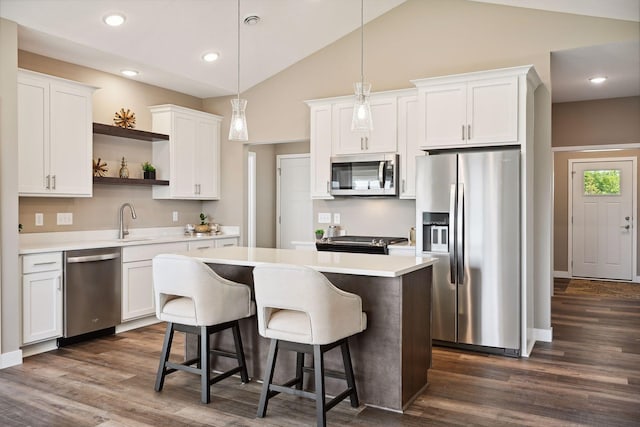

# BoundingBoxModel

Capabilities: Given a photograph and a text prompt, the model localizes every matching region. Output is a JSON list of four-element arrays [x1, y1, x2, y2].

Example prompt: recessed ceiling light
[[589, 76, 607, 84], [243, 15, 260, 25], [103, 13, 126, 27], [202, 52, 220, 62], [121, 69, 139, 77]]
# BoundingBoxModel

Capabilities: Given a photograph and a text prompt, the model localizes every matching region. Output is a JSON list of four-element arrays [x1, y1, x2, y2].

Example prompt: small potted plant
[[195, 213, 211, 233], [141, 162, 156, 179], [315, 229, 324, 240]]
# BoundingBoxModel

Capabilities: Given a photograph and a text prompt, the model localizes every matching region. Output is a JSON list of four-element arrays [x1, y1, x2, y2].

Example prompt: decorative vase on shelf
[[119, 157, 129, 179], [143, 170, 156, 180]]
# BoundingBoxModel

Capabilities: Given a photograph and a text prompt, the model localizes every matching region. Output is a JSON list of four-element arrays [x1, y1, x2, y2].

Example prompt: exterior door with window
[[571, 160, 634, 280]]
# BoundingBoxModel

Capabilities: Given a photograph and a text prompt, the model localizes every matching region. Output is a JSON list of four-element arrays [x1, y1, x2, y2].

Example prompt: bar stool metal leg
[[155, 322, 174, 392], [313, 345, 326, 427], [295, 352, 305, 390], [200, 325, 211, 404], [257, 339, 279, 418], [232, 321, 249, 383], [341, 340, 359, 407]]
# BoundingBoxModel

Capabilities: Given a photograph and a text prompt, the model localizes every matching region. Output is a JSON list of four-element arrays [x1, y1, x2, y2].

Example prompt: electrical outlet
[[172, 211, 179, 222], [35, 213, 44, 226], [57, 212, 73, 225], [318, 212, 331, 224], [333, 213, 341, 224]]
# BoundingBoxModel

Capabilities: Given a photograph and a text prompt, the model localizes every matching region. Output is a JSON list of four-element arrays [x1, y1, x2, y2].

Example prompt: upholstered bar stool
[[152, 254, 255, 404], [252, 263, 367, 427]]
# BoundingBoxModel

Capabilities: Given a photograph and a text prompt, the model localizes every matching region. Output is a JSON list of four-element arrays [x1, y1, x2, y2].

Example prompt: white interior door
[[571, 159, 635, 280], [277, 154, 312, 249]]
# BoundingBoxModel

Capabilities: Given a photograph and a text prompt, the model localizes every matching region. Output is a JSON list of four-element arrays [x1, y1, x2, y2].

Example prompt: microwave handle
[[378, 161, 385, 189]]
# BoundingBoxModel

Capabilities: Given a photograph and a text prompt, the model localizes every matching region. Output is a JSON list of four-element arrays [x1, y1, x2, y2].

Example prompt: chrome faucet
[[118, 203, 137, 239]]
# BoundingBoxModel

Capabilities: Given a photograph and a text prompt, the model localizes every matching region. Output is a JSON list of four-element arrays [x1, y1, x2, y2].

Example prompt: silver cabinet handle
[[467, 124, 471, 140], [461, 125, 465, 140], [194, 246, 210, 250], [33, 261, 57, 266], [66, 253, 120, 263], [364, 136, 368, 150], [52, 175, 56, 190], [57, 275, 61, 291], [222, 243, 235, 247], [326, 181, 330, 193], [402, 179, 406, 193], [45, 175, 50, 189], [360, 137, 364, 150]]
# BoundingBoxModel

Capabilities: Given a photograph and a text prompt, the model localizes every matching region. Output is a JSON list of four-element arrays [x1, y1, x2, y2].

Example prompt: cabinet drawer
[[188, 239, 215, 251], [22, 252, 62, 274], [215, 238, 238, 248], [122, 242, 189, 263]]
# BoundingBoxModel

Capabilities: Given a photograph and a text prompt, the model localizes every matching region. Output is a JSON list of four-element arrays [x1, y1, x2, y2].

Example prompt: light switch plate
[[57, 212, 73, 225], [318, 212, 331, 224], [333, 213, 341, 224], [172, 211, 179, 222], [35, 213, 43, 226]]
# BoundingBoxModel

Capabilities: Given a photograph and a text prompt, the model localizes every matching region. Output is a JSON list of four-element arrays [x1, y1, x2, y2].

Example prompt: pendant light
[[229, 0, 248, 141], [351, 0, 373, 131]]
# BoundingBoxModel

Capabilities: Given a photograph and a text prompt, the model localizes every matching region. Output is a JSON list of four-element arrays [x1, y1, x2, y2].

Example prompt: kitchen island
[[182, 246, 436, 412]]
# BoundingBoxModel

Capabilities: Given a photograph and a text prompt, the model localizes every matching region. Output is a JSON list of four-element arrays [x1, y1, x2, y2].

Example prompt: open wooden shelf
[[93, 176, 169, 186], [93, 123, 169, 141]]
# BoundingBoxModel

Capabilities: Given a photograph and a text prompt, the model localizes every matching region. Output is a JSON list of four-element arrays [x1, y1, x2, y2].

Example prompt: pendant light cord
[[360, 0, 364, 86], [237, 0, 241, 101]]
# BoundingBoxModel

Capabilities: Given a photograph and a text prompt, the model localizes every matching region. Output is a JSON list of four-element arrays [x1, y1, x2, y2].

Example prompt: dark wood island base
[[185, 261, 432, 412]]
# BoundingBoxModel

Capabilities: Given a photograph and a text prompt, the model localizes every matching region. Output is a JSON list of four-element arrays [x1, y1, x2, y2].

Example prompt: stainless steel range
[[315, 235, 408, 255]]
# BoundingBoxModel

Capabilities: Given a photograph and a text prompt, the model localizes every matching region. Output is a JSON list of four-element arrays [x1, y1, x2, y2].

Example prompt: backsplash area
[[19, 185, 205, 233], [313, 198, 415, 239]]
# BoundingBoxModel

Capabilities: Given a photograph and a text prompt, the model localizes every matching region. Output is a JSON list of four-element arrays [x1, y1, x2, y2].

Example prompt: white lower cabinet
[[121, 242, 188, 321], [22, 252, 63, 344]]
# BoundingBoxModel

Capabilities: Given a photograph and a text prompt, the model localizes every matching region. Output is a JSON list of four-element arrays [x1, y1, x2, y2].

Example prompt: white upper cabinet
[[307, 103, 333, 199], [149, 104, 222, 200], [397, 92, 423, 199], [18, 70, 95, 197], [331, 96, 397, 155], [414, 68, 523, 149]]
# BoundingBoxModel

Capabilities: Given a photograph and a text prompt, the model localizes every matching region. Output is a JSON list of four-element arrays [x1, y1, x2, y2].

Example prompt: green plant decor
[[141, 162, 156, 172], [200, 213, 208, 225]]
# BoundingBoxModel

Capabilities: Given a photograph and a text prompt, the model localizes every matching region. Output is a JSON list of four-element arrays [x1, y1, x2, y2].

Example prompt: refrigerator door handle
[[457, 183, 464, 284], [449, 183, 456, 284]]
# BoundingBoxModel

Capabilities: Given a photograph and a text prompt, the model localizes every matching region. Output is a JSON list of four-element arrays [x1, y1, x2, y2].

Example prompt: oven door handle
[[66, 253, 120, 263]]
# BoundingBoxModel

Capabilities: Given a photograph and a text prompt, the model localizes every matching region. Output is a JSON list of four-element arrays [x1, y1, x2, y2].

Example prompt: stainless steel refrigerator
[[415, 148, 520, 356]]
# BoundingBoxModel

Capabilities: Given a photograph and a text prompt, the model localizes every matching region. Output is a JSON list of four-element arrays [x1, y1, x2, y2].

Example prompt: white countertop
[[185, 246, 436, 278], [19, 226, 240, 254]]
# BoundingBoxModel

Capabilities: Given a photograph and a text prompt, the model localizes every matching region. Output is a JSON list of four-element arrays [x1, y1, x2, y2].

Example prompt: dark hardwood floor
[[1, 281, 638, 426]]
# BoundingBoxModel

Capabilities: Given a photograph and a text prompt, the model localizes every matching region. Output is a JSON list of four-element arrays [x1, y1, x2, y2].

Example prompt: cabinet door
[[49, 81, 93, 196], [419, 83, 466, 149], [121, 260, 155, 321], [22, 270, 62, 344], [309, 104, 333, 199], [194, 118, 221, 199], [171, 113, 198, 198], [18, 75, 49, 195], [398, 94, 422, 199], [332, 97, 398, 155], [467, 76, 518, 144], [332, 102, 367, 155]]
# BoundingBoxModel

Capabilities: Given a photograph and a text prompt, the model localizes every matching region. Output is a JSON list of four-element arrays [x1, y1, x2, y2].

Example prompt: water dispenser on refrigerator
[[422, 212, 449, 253]]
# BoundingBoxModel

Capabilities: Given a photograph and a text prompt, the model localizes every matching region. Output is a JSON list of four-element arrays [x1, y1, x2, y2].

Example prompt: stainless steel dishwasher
[[60, 247, 121, 345]]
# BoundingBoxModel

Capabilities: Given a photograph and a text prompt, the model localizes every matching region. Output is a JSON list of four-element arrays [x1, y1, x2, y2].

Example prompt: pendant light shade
[[229, 0, 248, 141], [229, 98, 248, 141], [351, 0, 373, 132]]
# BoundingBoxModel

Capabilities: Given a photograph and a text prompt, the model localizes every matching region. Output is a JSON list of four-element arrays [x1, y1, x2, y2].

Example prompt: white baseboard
[[554, 271, 569, 278], [0, 350, 23, 369], [22, 340, 58, 358], [115, 316, 160, 334], [534, 327, 553, 342]]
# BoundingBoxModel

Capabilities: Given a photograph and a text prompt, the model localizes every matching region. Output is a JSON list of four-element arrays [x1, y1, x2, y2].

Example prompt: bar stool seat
[[152, 253, 255, 404], [253, 263, 367, 427]]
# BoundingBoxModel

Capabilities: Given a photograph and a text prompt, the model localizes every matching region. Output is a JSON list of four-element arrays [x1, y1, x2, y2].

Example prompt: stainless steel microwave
[[330, 153, 398, 196]]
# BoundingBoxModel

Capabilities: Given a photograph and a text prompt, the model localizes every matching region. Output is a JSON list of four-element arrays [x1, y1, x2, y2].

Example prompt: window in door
[[583, 169, 621, 196]]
